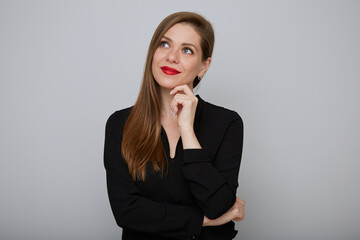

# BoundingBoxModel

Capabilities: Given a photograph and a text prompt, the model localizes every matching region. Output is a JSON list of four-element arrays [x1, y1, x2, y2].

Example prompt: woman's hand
[[203, 197, 246, 227], [169, 84, 198, 134]]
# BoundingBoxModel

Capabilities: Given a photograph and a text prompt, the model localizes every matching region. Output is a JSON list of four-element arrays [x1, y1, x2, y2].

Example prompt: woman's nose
[[167, 48, 180, 63]]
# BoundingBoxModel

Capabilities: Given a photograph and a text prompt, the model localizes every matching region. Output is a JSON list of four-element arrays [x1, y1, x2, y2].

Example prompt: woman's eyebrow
[[162, 36, 198, 51]]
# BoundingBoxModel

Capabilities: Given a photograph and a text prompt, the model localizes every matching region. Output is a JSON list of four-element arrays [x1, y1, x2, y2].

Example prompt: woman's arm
[[203, 197, 246, 226], [181, 114, 244, 219], [104, 111, 203, 239], [170, 85, 244, 219]]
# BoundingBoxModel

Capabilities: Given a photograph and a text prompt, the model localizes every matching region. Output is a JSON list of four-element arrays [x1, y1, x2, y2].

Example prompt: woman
[[104, 12, 245, 240]]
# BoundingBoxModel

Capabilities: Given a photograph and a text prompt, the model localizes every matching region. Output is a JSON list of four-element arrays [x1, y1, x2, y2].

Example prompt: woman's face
[[152, 23, 210, 90]]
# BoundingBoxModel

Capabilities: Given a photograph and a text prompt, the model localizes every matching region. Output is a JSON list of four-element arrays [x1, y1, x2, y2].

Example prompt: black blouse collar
[[194, 95, 205, 133]]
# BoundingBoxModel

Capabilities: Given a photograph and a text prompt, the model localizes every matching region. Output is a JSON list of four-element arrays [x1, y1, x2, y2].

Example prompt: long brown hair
[[121, 12, 215, 181]]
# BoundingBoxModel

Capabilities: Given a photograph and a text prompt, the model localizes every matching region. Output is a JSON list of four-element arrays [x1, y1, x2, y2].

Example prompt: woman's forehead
[[162, 23, 201, 46]]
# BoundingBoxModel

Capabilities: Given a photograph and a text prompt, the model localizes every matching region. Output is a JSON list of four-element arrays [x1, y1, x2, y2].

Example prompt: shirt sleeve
[[182, 112, 243, 219], [104, 111, 203, 239]]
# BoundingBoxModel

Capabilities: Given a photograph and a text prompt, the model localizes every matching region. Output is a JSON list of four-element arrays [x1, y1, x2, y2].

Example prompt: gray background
[[1, 0, 359, 239]]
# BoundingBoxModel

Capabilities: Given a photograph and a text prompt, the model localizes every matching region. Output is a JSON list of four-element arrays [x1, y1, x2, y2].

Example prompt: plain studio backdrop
[[1, 0, 359, 239]]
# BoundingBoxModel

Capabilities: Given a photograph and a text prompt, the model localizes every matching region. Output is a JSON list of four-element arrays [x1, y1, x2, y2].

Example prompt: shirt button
[[191, 235, 197, 239]]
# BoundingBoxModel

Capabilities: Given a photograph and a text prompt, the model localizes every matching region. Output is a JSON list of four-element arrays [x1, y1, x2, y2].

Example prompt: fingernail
[[169, 90, 173, 95]]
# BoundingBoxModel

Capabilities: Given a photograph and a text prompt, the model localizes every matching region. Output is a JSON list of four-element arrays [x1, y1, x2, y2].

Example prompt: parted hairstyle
[[121, 12, 215, 181]]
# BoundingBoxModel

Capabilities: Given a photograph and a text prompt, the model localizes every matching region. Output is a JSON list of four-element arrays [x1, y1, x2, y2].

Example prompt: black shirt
[[104, 95, 243, 240]]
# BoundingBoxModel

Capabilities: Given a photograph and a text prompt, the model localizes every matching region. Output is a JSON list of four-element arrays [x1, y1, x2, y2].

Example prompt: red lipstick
[[161, 66, 180, 75]]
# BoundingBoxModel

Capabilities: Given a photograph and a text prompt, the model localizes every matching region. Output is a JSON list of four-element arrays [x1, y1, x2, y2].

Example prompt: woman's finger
[[170, 96, 186, 115], [170, 97, 192, 114], [170, 93, 196, 114], [237, 197, 246, 206], [170, 84, 194, 97]]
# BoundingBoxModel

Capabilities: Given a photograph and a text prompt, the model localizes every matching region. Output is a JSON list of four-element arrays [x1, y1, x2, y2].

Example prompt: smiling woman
[[152, 23, 210, 90], [104, 12, 245, 240]]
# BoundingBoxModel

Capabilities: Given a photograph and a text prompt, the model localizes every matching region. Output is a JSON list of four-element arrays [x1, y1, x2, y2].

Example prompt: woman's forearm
[[180, 127, 201, 149], [202, 197, 246, 227]]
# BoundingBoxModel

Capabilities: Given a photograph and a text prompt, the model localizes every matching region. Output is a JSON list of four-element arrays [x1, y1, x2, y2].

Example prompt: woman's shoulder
[[105, 106, 133, 131], [197, 96, 243, 124]]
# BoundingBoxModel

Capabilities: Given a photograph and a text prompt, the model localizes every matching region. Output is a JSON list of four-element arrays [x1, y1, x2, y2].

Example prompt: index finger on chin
[[170, 84, 193, 96]]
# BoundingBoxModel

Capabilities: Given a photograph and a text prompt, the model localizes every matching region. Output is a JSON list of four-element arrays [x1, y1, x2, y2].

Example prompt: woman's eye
[[160, 41, 169, 48], [183, 48, 193, 54]]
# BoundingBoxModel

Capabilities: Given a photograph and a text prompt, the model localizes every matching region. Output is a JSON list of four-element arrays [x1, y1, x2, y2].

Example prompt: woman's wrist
[[179, 125, 193, 136], [180, 127, 201, 149], [202, 216, 211, 227]]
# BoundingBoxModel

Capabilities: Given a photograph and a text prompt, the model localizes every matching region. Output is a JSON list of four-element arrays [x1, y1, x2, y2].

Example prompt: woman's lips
[[161, 66, 180, 75]]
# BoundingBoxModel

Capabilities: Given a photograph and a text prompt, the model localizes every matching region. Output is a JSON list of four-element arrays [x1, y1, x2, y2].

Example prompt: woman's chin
[[156, 81, 179, 90], [156, 80, 193, 91]]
